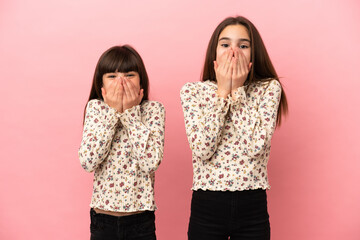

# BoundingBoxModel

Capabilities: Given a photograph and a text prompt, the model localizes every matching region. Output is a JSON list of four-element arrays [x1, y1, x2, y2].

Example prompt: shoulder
[[86, 99, 107, 111], [86, 99, 118, 116], [141, 100, 165, 114], [265, 79, 281, 89], [248, 79, 281, 94], [180, 80, 216, 97], [264, 79, 282, 96]]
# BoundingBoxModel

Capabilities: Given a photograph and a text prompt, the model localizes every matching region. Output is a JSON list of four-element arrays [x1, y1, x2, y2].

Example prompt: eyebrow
[[218, 37, 251, 42]]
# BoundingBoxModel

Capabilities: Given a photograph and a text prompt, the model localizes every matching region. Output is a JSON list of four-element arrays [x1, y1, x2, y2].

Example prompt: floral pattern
[[180, 79, 281, 191], [79, 99, 165, 212]]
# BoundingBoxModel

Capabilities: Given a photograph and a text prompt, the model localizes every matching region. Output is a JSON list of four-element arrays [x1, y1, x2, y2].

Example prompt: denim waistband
[[90, 208, 155, 225]]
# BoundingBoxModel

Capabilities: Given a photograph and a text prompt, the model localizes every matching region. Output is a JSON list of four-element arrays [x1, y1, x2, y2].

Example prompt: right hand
[[101, 77, 124, 113], [214, 48, 233, 98], [122, 77, 144, 111]]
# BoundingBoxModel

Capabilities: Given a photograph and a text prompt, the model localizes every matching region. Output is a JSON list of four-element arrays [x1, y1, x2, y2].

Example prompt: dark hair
[[202, 16, 288, 126], [83, 45, 149, 122]]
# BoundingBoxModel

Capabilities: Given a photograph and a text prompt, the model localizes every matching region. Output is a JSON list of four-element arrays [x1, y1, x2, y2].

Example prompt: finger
[[238, 50, 248, 73], [226, 49, 233, 62], [224, 49, 233, 73], [123, 78, 134, 99], [115, 78, 121, 95], [220, 49, 230, 66], [242, 52, 249, 74], [235, 47, 241, 61], [229, 59, 234, 89], [230, 57, 235, 75], [124, 78, 136, 100], [110, 78, 119, 96], [119, 79, 124, 97], [218, 49, 230, 71], [121, 78, 130, 101], [126, 78, 139, 99], [232, 56, 239, 77], [122, 78, 130, 98], [219, 50, 228, 65], [235, 49, 242, 75]]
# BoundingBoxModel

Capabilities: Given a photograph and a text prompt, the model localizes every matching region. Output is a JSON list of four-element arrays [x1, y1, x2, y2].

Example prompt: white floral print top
[[180, 79, 281, 191], [79, 99, 165, 212]]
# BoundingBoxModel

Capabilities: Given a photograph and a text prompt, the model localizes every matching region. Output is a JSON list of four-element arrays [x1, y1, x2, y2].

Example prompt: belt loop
[[91, 208, 97, 225], [91, 208, 96, 216]]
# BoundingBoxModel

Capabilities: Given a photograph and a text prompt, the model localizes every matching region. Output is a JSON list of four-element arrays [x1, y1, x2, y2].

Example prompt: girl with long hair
[[181, 16, 288, 239]]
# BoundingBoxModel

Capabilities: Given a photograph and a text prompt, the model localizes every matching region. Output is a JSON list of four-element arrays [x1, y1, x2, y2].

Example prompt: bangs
[[98, 47, 139, 75]]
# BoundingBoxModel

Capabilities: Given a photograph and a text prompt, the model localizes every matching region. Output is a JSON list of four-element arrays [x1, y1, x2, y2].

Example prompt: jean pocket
[[90, 210, 105, 233], [139, 218, 156, 233], [90, 216, 103, 232], [127, 216, 156, 239]]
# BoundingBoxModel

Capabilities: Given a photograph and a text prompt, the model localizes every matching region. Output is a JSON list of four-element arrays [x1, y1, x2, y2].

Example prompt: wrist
[[123, 103, 136, 112], [217, 89, 230, 99], [114, 105, 123, 113], [232, 82, 244, 91]]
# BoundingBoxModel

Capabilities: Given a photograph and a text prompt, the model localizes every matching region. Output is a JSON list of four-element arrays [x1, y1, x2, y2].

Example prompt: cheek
[[102, 78, 110, 90], [216, 47, 225, 64], [246, 49, 251, 63], [131, 77, 141, 89], [241, 49, 251, 63]]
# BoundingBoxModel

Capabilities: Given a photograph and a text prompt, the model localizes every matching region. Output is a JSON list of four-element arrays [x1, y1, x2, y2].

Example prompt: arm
[[180, 82, 230, 161], [119, 101, 165, 174], [230, 80, 281, 157], [78, 100, 120, 172]]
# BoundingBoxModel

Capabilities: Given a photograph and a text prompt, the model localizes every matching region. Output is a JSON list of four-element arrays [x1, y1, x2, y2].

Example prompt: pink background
[[1, 0, 359, 239]]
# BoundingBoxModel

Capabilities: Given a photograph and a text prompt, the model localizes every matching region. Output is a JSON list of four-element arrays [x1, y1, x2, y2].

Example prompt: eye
[[107, 74, 116, 78], [239, 44, 249, 49], [126, 72, 137, 78], [220, 43, 229, 48]]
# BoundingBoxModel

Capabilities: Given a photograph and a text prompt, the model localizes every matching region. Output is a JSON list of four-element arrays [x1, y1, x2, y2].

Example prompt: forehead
[[218, 24, 250, 40], [100, 53, 139, 74]]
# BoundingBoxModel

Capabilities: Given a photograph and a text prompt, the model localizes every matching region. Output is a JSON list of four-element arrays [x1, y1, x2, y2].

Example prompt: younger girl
[[79, 45, 165, 240], [181, 16, 288, 240]]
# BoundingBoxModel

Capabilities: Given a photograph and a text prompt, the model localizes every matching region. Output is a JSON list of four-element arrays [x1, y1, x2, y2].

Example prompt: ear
[[213, 61, 218, 70], [101, 88, 106, 100]]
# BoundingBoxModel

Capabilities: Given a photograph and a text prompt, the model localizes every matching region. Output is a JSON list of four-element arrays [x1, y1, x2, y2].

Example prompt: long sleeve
[[180, 82, 230, 161], [119, 102, 165, 174], [78, 100, 120, 172], [230, 80, 281, 157]]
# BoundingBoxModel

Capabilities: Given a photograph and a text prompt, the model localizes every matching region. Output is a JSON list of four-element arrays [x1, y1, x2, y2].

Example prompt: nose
[[116, 73, 125, 79], [231, 43, 240, 51]]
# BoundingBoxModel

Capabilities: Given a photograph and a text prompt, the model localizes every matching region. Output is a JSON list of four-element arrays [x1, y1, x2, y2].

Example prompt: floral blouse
[[79, 99, 165, 212], [180, 79, 281, 191]]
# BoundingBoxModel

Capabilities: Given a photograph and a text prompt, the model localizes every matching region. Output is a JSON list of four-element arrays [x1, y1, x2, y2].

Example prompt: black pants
[[90, 208, 156, 240], [188, 189, 270, 240]]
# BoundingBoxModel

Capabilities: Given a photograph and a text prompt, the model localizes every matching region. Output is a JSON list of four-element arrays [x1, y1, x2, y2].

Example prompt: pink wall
[[1, 0, 359, 239]]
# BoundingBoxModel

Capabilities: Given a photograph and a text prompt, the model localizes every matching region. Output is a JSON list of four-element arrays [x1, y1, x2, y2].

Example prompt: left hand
[[231, 47, 252, 91], [122, 77, 144, 111]]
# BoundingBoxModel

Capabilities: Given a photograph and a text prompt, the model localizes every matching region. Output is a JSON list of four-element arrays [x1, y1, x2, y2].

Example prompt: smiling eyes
[[106, 73, 136, 78], [220, 43, 250, 49]]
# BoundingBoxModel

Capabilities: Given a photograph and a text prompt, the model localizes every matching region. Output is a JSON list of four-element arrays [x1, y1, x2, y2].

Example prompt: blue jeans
[[90, 208, 156, 240], [188, 189, 270, 240]]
